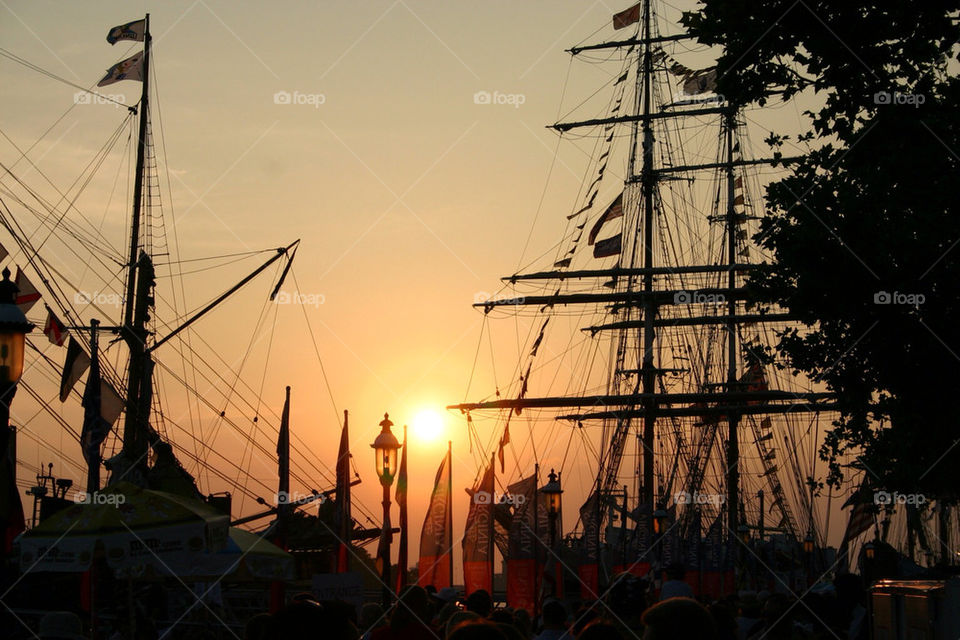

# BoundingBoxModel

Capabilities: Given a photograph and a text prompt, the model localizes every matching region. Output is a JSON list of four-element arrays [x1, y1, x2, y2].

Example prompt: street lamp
[[541, 469, 562, 545], [652, 507, 668, 536], [737, 523, 750, 545], [864, 540, 876, 560], [371, 413, 400, 608], [803, 532, 815, 554], [0, 268, 34, 499], [540, 469, 562, 597]]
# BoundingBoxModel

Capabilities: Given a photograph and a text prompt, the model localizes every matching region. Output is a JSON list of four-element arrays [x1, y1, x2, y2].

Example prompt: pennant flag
[[395, 425, 409, 593], [613, 3, 642, 29], [99, 381, 124, 425], [418, 443, 453, 589], [97, 52, 144, 87], [497, 424, 510, 473], [59, 338, 91, 402], [43, 308, 67, 346], [530, 318, 549, 357], [553, 258, 572, 269], [14, 268, 41, 313], [0, 242, 7, 262], [106, 19, 146, 45], [506, 473, 538, 614], [588, 193, 624, 245], [335, 411, 352, 572], [578, 492, 601, 599], [463, 459, 495, 595], [80, 343, 112, 472], [593, 233, 622, 258]]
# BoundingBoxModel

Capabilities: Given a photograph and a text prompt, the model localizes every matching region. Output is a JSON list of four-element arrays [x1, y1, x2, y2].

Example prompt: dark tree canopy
[[682, 1, 960, 498]]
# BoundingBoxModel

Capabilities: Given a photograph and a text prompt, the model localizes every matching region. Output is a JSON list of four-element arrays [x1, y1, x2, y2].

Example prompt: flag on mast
[[613, 3, 642, 29], [395, 425, 409, 593], [97, 52, 144, 87], [335, 411, 351, 572], [80, 340, 110, 470], [106, 19, 146, 45], [43, 307, 67, 346], [418, 443, 453, 589], [59, 338, 91, 401]]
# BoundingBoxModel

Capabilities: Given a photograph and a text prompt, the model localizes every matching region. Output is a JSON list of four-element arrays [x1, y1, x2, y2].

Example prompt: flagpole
[[447, 440, 453, 589], [120, 13, 152, 481], [533, 463, 540, 618], [85, 319, 100, 495], [490, 452, 496, 598]]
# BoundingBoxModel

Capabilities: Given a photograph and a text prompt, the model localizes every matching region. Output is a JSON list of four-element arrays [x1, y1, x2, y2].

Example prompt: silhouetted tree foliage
[[682, 1, 960, 498]]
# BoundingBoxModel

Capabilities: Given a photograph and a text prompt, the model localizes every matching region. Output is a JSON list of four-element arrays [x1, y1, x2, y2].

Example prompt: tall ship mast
[[451, 0, 844, 595]]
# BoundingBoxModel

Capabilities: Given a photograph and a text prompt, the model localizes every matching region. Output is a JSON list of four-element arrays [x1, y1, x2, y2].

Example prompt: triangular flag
[[0, 242, 7, 262], [106, 19, 146, 45], [97, 52, 144, 87], [59, 338, 91, 402]]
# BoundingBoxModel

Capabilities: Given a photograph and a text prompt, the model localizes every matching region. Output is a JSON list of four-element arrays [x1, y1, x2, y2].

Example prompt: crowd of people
[[29, 571, 869, 640]]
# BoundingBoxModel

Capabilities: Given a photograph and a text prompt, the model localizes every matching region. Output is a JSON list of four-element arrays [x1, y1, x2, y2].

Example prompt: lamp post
[[0, 268, 33, 513], [540, 469, 562, 597], [371, 413, 400, 609]]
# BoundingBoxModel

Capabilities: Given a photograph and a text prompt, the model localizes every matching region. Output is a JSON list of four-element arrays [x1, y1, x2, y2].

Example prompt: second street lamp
[[0, 267, 34, 533], [371, 413, 401, 609], [540, 469, 562, 597]]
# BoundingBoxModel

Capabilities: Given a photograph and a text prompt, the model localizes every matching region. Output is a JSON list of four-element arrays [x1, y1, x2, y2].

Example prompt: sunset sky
[[1, 0, 845, 583]]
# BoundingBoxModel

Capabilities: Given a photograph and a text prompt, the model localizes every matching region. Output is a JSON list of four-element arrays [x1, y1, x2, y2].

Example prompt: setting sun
[[412, 409, 444, 442]]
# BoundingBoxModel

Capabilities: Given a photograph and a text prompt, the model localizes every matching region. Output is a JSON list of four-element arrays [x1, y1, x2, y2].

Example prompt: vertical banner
[[683, 510, 702, 596], [418, 444, 453, 589], [462, 460, 494, 595], [335, 411, 351, 572], [395, 425, 408, 593], [506, 474, 537, 613], [578, 492, 600, 599], [702, 512, 724, 600]]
